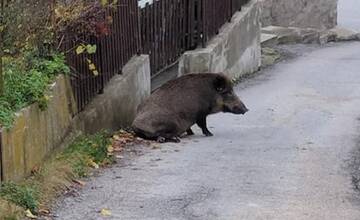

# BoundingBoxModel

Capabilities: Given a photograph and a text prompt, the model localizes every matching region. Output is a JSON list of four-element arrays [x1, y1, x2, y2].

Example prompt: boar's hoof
[[156, 136, 181, 143], [167, 136, 181, 143], [173, 136, 181, 143], [157, 136, 166, 143], [203, 130, 214, 137]]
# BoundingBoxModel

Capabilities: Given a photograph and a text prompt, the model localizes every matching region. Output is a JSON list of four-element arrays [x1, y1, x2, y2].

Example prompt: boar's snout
[[232, 102, 249, 115], [222, 92, 248, 115]]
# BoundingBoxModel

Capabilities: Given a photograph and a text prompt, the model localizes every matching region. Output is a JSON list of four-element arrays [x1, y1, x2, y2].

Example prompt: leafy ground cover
[[0, 131, 114, 219], [0, 51, 70, 129]]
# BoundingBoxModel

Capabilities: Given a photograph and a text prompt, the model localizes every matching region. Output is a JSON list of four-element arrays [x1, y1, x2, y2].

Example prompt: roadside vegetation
[[0, 131, 114, 219], [0, 0, 121, 218], [0, 0, 116, 129], [0, 52, 70, 128]]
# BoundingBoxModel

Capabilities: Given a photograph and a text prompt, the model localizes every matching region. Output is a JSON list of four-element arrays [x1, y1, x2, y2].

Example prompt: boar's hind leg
[[156, 122, 181, 143], [197, 116, 213, 137], [156, 136, 166, 143], [186, 128, 194, 136]]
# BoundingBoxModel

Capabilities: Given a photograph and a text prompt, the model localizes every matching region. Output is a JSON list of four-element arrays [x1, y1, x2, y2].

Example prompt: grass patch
[[61, 131, 113, 177], [0, 51, 70, 129], [0, 182, 39, 212], [0, 131, 113, 219]]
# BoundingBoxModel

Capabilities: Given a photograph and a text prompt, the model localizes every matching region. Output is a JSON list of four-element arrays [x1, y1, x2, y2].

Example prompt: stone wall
[[0, 55, 151, 182], [259, 0, 338, 30], [179, 0, 261, 79]]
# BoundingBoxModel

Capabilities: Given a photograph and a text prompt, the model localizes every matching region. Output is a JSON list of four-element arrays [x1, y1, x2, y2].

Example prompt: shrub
[[0, 52, 70, 128]]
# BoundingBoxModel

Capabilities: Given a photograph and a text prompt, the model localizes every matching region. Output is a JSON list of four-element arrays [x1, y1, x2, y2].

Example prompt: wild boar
[[132, 73, 248, 143]]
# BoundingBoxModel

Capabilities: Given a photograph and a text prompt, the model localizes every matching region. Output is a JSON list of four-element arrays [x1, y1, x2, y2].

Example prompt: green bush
[[0, 52, 70, 128]]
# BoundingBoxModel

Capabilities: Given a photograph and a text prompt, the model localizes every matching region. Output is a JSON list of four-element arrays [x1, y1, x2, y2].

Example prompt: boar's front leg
[[197, 115, 213, 137]]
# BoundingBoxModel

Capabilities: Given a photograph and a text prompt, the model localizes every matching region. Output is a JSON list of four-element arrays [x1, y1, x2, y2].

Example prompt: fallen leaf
[[25, 209, 37, 219], [100, 208, 112, 216], [73, 179, 86, 186], [38, 208, 50, 215], [113, 135, 121, 141], [31, 166, 41, 175], [107, 145, 114, 153], [113, 143, 124, 152], [88, 160, 99, 169], [152, 144, 161, 149]]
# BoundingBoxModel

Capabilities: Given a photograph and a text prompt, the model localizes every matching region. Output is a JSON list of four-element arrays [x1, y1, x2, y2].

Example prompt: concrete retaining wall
[[74, 55, 151, 134], [259, 0, 338, 30], [179, 0, 261, 79], [0, 55, 151, 182], [1, 75, 77, 181]]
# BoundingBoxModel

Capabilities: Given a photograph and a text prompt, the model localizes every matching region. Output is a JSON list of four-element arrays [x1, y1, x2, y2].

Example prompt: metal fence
[[140, 0, 201, 77], [140, 0, 250, 76], [62, 0, 140, 112], [64, 0, 249, 112], [199, 0, 250, 47]]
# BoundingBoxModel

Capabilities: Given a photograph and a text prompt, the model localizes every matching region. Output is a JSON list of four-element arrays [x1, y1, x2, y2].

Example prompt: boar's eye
[[224, 90, 236, 98], [216, 87, 225, 92], [213, 76, 227, 92]]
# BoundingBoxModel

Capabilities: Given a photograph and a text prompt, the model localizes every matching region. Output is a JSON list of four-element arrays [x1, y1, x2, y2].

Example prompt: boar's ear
[[213, 75, 227, 92]]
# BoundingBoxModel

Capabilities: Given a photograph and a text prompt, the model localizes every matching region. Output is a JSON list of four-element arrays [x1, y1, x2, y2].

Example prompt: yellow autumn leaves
[[76, 44, 99, 76]]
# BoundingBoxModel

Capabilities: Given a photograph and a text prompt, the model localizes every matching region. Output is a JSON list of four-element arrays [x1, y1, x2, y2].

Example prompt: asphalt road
[[338, 0, 360, 31], [54, 42, 360, 220]]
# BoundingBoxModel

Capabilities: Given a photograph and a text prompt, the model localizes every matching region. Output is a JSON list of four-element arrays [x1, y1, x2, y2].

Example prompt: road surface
[[338, 0, 360, 31], [54, 42, 360, 219]]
